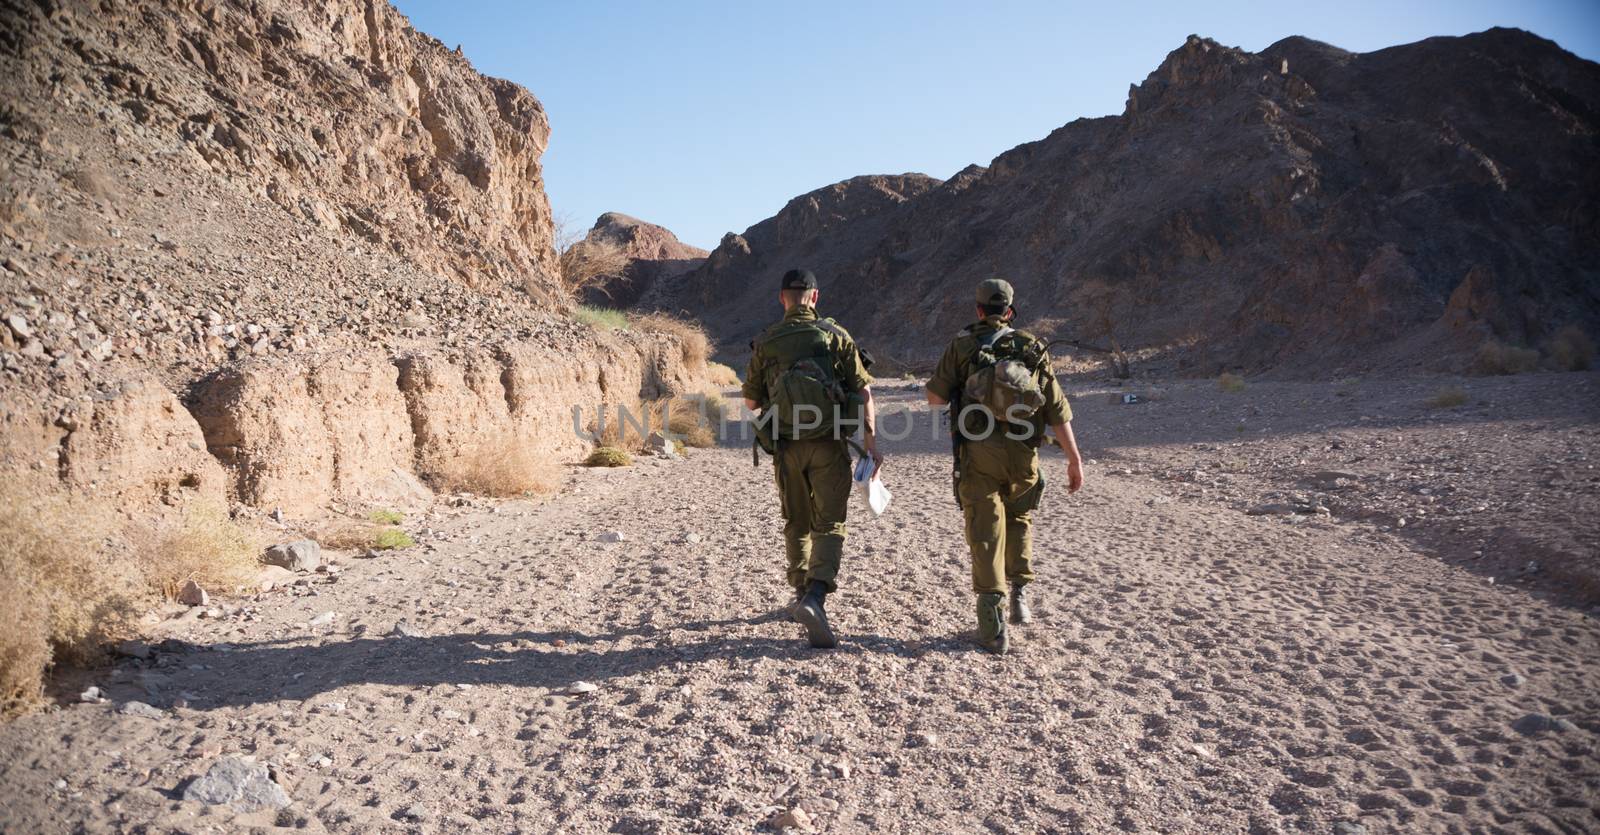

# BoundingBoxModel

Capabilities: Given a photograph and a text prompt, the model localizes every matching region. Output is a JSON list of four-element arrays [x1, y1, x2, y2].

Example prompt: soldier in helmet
[[925, 278, 1083, 654], [743, 268, 881, 649]]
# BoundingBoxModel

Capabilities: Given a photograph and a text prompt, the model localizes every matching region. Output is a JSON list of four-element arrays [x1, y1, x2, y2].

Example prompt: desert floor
[[1, 372, 1596, 834]]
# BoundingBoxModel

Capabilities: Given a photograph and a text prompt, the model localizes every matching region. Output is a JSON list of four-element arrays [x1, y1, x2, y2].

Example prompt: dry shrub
[[1217, 372, 1247, 393], [706, 361, 740, 388], [137, 504, 259, 600], [1473, 341, 1540, 375], [1428, 385, 1469, 409], [665, 394, 722, 448], [0, 488, 139, 717], [592, 400, 652, 451], [1544, 325, 1595, 372], [557, 232, 629, 301], [584, 446, 632, 467], [632, 312, 711, 371], [313, 518, 384, 551], [441, 431, 562, 497]]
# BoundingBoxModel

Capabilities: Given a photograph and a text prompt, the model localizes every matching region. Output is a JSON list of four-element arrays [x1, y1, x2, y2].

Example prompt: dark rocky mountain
[[644, 30, 1600, 376]]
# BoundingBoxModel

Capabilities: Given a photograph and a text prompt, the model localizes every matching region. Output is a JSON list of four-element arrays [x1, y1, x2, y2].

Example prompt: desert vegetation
[[1427, 385, 1470, 409], [1217, 372, 1247, 393], [706, 361, 741, 388], [553, 215, 629, 301], [436, 431, 563, 498], [630, 312, 711, 372], [575, 305, 628, 331], [584, 446, 633, 467], [1545, 325, 1596, 371]]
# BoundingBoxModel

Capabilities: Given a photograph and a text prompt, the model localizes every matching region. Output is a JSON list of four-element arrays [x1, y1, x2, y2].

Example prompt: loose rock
[[177, 579, 208, 607], [263, 539, 322, 572], [182, 756, 291, 812]]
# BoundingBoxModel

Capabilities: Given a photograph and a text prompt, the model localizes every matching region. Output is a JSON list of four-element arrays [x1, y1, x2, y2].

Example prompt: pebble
[[117, 701, 165, 719], [568, 681, 599, 695], [1500, 673, 1526, 688], [771, 807, 812, 831], [400, 804, 430, 821], [392, 619, 425, 638], [597, 531, 626, 543], [79, 686, 103, 703], [1511, 713, 1563, 735], [308, 611, 336, 627], [1333, 823, 1368, 835]]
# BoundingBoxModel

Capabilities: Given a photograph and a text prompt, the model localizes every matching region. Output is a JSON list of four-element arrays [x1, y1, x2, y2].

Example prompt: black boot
[[794, 580, 838, 649], [784, 588, 805, 622], [1009, 585, 1032, 625]]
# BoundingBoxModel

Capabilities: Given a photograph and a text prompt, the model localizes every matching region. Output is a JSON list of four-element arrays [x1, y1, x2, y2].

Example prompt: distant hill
[[642, 30, 1600, 376], [576, 213, 707, 308]]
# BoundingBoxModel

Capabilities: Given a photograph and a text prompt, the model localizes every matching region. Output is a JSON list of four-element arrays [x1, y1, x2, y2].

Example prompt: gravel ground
[[0, 379, 1596, 834]]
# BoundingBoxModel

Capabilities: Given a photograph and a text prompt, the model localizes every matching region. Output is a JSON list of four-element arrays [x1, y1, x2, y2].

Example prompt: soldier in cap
[[925, 278, 1083, 654], [743, 268, 881, 648]]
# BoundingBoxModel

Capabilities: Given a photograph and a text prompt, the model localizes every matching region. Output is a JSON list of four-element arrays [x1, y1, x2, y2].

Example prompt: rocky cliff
[[577, 212, 707, 308], [648, 30, 1600, 376], [0, 0, 707, 517]]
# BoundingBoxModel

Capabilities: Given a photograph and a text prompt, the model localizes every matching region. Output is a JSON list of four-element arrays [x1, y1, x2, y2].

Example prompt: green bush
[[368, 509, 404, 525], [373, 528, 415, 550], [584, 446, 632, 467], [576, 305, 628, 331], [1218, 372, 1247, 393]]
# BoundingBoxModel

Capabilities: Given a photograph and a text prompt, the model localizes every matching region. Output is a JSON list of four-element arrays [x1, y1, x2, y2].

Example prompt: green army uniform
[[742, 306, 874, 598], [927, 279, 1071, 652]]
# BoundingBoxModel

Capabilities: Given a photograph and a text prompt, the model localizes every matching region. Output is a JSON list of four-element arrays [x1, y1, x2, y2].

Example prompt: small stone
[[182, 756, 290, 812], [1511, 713, 1554, 735], [391, 619, 425, 638], [53, 778, 66, 790], [308, 611, 336, 627], [683, 532, 703, 544], [832, 760, 852, 779], [597, 531, 626, 544], [263, 539, 321, 571], [177, 579, 208, 607], [5, 313, 32, 339], [1190, 742, 1214, 758], [567, 681, 599, 695], [1500, 673, 1526, 688], [908, 731, 938, 747], [400, 804, 430, 822], [118, 700, 165, 719], [771, 807, 812, 831], [79, 686, 103, 703], [1332, 823, 1368, 835], [1246, 503, 1296, 516]]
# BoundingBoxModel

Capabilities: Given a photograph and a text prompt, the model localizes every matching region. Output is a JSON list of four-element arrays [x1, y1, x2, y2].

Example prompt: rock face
[[648, 31, 1600, 376], [0, 0, 714, 514], [577, 213, 708, 308]]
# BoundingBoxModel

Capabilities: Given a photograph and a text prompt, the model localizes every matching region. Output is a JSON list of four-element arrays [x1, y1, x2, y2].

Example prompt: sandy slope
[[0, 380, 1596, 834]]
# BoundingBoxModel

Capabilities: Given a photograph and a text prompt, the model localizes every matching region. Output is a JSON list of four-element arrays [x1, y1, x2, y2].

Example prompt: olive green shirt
[[742, 306, 874, 406], [926, 315, 1071, 444]]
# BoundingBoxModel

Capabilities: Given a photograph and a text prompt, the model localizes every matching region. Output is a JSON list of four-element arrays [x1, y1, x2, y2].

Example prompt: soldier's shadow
[[133, 611, 962, 711]]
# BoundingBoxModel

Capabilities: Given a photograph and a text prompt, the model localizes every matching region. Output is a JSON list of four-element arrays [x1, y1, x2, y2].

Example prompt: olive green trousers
[[774, 438, 852, 593], [957, 438, 1043, 595]]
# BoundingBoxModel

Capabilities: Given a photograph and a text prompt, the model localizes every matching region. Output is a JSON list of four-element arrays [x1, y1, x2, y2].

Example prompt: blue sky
[[393, 0, 1600, 251]]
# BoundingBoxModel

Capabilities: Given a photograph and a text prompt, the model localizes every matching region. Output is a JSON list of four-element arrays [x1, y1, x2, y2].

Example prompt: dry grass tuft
[[137, 505, 258, 601], [632, 312, 711, 371], [1427, 386, 1469, 409], [62, 167, 112, 200], [1218, 372, 1247, 393], [584, 446, 633, 467], [576, 305, 628, 331], [440, 431, 562, 498], [369, 509, 404, 525], [1544, 325, 1595, 372], [665, 395, 719, 448], [706, 361, 741, 388], [0, 488, 140, 718], [1473, 341, 1540, 375]]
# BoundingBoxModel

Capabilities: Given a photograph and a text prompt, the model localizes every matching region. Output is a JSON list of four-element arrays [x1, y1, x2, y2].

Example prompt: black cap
[[781, 269, 817, 290]]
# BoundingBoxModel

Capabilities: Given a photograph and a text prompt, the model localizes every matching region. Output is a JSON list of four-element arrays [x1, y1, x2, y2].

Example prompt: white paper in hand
[[852, 455, 892, 516]]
